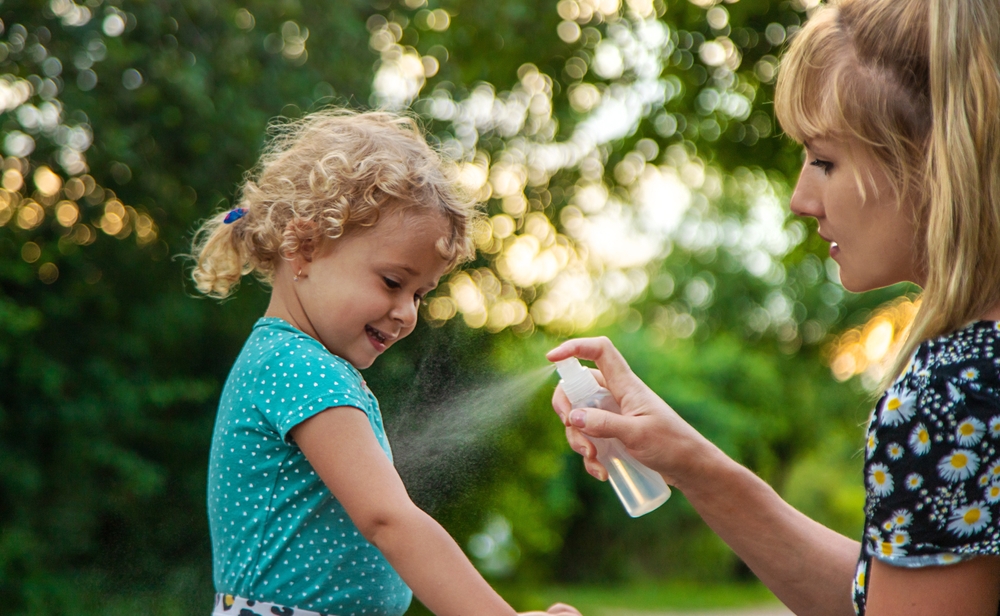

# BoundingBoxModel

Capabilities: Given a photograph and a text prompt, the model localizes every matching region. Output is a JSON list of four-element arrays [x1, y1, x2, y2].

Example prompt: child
[[192, 110, 578, 616]]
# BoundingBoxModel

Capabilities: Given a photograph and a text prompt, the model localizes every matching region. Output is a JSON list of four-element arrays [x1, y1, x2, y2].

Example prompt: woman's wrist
[[665, 434, 736, 496]]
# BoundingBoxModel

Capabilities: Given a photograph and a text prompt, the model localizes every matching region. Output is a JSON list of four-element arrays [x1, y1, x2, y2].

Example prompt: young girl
[[550, 0, 1000, 614], [192, 110, 578, 616]]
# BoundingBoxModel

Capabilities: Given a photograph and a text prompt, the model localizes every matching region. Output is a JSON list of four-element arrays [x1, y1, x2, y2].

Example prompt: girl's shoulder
[[245, 317, 361, 381]]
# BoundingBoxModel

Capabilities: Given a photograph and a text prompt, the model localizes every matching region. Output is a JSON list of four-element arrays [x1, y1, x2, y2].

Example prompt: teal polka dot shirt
[[208, 317, 412, 615]]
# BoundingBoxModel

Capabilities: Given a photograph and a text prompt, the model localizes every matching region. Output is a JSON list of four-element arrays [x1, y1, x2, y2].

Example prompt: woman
[[549, 0, 1000, 614]]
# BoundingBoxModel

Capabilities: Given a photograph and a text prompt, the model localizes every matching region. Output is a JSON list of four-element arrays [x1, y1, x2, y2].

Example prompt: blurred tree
[[0, 0, 907, 613]]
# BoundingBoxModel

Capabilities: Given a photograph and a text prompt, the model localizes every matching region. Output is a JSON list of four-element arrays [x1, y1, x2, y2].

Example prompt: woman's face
[[789, 137, 923, 292]]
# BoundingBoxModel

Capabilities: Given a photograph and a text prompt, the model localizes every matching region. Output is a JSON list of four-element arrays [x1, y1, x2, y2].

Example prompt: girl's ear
[[282, 217, 321, 265]]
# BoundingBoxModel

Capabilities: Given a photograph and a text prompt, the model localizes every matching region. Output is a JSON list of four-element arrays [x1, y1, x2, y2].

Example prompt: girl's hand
[[519, 603, 583, 616], [547, 336, 721, 491]]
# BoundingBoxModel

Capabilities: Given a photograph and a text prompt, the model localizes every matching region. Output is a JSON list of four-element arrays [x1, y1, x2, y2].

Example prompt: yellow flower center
[[919, 431, 929, 443], [951, 453, 968, 468], [964, 509, 981, 524], [894, 534, 905, 544], [880, 542, 894, 556], [874, 470, 886, 484], [887, 398, 902, 411], [961, 424, 976, 436], [857, 572, 866, 586]]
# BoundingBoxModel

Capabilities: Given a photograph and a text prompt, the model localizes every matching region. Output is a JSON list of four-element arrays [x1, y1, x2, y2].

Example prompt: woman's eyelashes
[[810, 158, 834, 174]]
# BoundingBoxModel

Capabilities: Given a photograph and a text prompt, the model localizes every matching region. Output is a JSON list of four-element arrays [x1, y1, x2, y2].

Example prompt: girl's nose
[[391, 297, 418, 328]]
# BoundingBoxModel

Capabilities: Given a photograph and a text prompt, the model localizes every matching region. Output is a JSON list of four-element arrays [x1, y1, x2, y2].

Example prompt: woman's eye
[[810, 158, 834, 174], [383, 277, 401, 289]]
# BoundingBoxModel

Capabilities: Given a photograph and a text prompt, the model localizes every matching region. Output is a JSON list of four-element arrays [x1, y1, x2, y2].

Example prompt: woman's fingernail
[[569, 409, 586, 427]]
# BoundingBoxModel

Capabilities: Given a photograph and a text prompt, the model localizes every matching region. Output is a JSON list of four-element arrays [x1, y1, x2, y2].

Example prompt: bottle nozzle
[[554, 357, 602, 406]]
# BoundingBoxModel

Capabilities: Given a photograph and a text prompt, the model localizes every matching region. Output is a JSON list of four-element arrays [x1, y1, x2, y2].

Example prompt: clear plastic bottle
[[555, 357, 671, 517]]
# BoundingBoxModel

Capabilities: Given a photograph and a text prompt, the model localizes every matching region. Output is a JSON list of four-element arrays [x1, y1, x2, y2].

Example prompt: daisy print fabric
[[853, 321, 1000, 615]]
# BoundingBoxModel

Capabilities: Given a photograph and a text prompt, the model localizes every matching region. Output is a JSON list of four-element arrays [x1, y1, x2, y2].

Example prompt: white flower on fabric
[[985, 483, 1000, 504], [961, 367, 980, 381], [937, 553, 962, 565], [988, 461, 1000, 478], [886, 442, 904, 460], [854, 560, 866, 591], [877, 540, 907, 558], [890, 509, 912, 528], [909, 424, 931, 455], [989, 416, 1000, 438], [889, 530, 911, 547], [906, 473, 924, 490], [956, 417, 986, 446], [948, 501, 991, 536], [980, 474, 991, 487], [866, 430, 878, 459], [947, 381, 965, 403], [868, 463, 894, 497], [880, 387, 917, 426], [938, 449, 980, 482]]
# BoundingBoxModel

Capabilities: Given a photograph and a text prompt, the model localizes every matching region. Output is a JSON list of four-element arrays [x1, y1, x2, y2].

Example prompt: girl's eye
[[383, 277, 401, 289], [810, 158, 834, 174]]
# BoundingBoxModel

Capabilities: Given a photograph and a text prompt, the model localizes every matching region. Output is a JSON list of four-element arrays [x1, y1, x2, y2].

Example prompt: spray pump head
[[554, 357, 603, 405]]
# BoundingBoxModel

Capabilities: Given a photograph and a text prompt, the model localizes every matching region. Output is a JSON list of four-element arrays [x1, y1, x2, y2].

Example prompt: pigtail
[[191, 207, 255, 299], [887, 0, 1000, 383]]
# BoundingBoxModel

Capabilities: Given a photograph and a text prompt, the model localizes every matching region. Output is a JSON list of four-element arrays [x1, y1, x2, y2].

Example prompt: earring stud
[[294, 270, 303, 282]]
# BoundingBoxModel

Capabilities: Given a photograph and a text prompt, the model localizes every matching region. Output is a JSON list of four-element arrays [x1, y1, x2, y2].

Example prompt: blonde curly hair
[[191, 109, 479, 298]]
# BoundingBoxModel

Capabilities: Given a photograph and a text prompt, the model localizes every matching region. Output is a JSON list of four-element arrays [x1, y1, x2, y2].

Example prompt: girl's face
[[789, 137, 923, 292], [290, 211, 451, 369]]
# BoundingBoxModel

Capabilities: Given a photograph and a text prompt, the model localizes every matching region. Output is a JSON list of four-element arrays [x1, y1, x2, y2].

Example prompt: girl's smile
[[266, 211, 452, 369]]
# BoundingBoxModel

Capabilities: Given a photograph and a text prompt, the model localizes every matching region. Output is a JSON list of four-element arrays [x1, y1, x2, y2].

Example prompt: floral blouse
[[854, 320, 1000, 615]]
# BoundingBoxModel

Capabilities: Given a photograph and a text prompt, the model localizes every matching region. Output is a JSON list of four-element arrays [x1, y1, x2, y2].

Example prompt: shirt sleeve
[[863, 356, 1000, 568], [251, 336, 372, 443]]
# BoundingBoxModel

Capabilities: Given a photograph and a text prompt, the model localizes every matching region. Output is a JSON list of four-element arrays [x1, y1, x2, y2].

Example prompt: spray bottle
[[555, 357, 670, 517]]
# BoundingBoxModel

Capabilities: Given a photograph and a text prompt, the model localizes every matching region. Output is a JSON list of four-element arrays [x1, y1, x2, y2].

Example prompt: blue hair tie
[[224, 207, 248, 224]]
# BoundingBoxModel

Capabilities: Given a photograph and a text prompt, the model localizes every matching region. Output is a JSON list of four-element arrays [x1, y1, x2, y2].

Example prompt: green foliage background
[[0, 0, 900, 613]]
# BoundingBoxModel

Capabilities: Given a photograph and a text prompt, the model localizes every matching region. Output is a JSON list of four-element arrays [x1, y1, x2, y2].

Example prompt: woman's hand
[[519, 603, 583, 616], [548, 336, 721, 491]]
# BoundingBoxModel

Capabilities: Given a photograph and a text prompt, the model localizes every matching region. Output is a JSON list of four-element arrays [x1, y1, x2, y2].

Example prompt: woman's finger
[[547, 336, 641, 398], [547, 604, 583, 615], [552, 384, 572, 423]]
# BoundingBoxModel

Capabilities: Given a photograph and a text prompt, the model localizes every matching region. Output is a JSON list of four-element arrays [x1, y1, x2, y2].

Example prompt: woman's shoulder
[[909, 321, 1000, 384]]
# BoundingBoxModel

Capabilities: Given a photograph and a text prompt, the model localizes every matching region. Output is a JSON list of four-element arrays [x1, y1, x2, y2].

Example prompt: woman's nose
[[789, 177, 823, 219]]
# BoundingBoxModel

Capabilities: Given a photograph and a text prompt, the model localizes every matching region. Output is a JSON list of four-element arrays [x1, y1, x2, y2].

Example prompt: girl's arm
[[291, 407, 518, 616]]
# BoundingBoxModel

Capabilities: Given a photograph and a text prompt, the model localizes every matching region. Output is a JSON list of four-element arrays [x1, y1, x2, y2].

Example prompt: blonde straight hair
[[775, 0, 1000, 387]]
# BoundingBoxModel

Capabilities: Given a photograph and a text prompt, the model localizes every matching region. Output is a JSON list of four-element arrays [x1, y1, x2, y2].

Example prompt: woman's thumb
[[568, 407, 632, 441]]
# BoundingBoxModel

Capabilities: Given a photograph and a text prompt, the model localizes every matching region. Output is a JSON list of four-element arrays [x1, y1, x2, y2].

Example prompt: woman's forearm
[[677, 445, 859, 616], [366, 504, 517, 616]]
